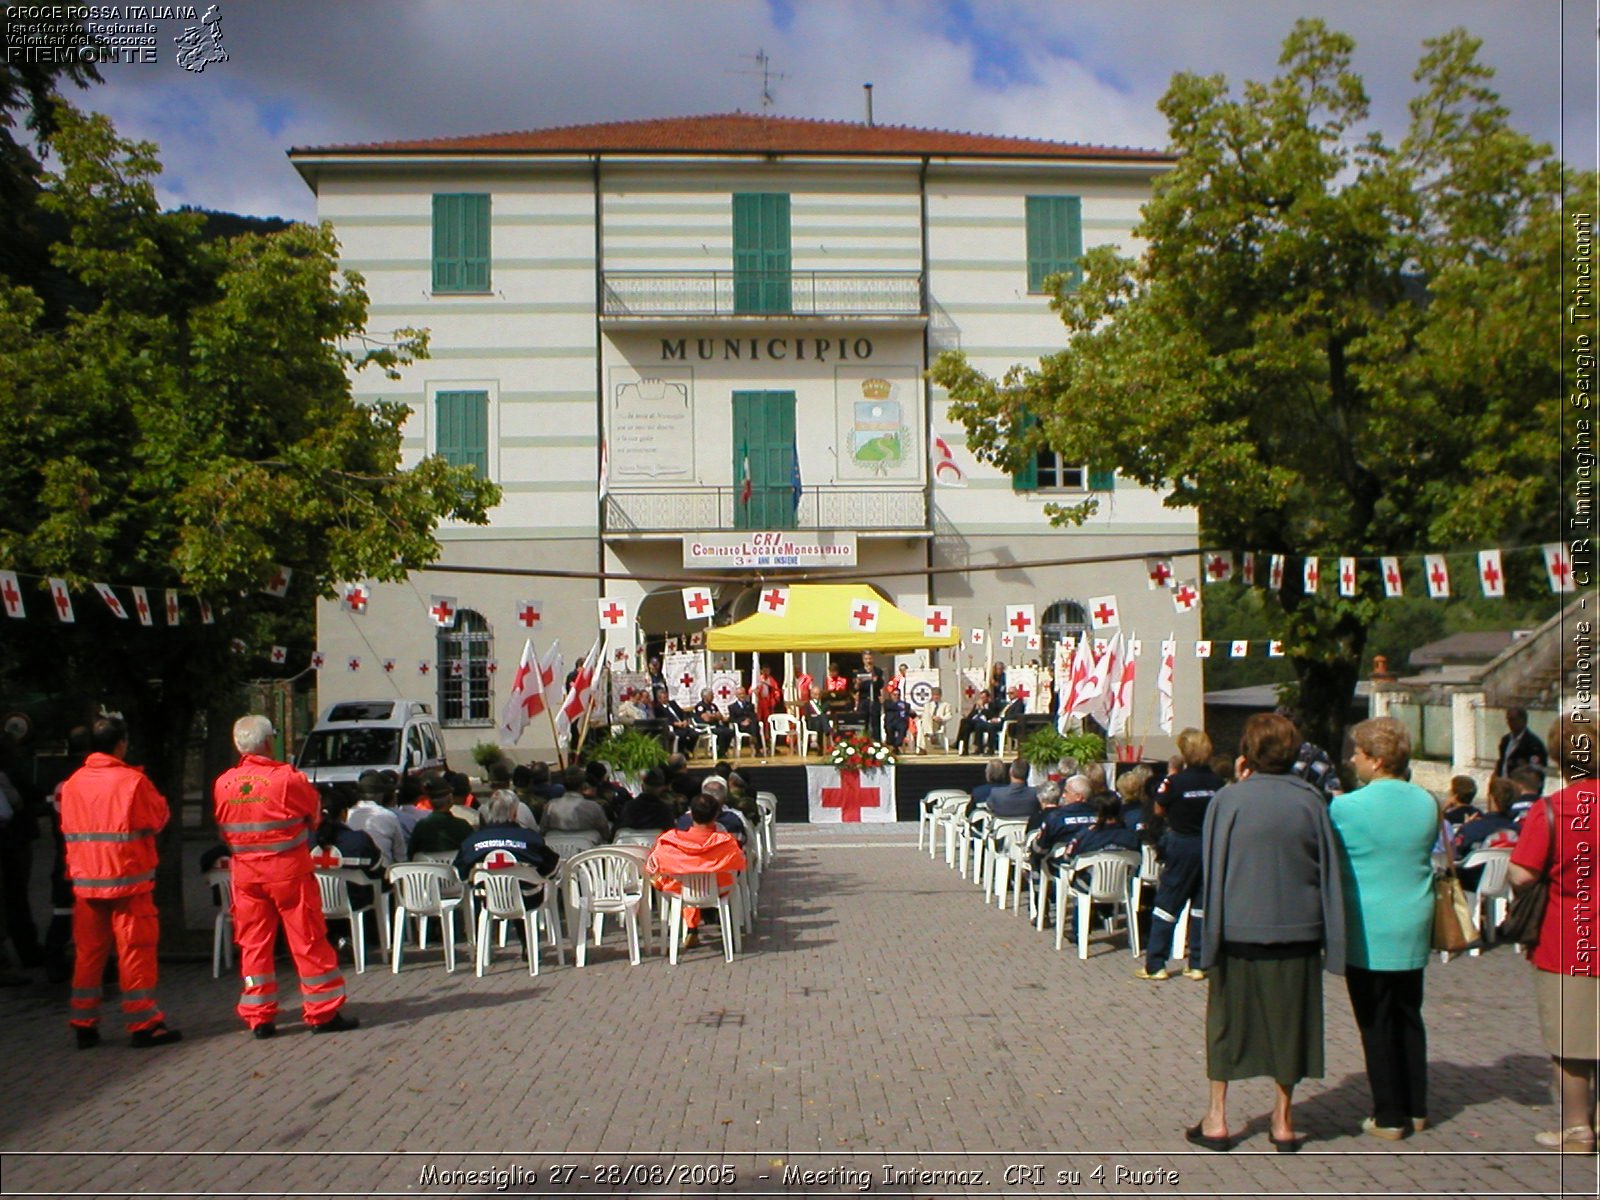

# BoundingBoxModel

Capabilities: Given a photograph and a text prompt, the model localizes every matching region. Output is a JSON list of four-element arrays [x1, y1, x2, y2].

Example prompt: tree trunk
[[1290, 647, 1364, 773]]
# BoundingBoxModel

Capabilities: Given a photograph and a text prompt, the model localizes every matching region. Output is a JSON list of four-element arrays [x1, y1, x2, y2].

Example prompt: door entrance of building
[[731, 390, 797, 530]]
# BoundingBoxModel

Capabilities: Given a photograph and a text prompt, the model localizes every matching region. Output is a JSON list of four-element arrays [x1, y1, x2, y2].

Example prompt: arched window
[[438, 609, 493, 726], [1041, 599, 1088, 663]]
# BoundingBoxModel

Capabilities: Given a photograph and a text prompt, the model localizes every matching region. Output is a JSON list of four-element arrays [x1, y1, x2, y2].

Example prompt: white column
[[1451, 691, 1485, 774]]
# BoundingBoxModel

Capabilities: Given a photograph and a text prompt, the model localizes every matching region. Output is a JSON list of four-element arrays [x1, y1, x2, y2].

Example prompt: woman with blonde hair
[[1137, 728, 1223, 982]]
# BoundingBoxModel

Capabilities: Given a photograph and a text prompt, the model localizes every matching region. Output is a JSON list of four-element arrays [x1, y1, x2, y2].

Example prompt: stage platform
[[708, 752, 989, 822]]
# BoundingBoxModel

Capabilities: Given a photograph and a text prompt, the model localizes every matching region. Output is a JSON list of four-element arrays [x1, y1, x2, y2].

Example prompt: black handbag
[[1497, 796, 1555, 947]]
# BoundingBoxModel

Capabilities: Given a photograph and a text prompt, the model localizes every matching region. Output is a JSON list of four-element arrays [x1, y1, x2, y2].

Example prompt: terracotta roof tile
[[291, 112, 1170, 163]]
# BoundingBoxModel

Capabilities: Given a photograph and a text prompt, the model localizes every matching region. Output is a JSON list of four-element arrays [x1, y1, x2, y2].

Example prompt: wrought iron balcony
[[604, 485, 928, 534], [601, 270, 924, 319]]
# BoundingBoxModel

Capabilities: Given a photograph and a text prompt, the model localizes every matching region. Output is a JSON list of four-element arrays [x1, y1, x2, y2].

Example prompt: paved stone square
[[0, 823, 1594, 1198]]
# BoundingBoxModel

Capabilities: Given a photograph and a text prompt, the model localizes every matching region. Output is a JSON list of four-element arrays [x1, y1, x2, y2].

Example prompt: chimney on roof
[[863, 83, 874, 127]]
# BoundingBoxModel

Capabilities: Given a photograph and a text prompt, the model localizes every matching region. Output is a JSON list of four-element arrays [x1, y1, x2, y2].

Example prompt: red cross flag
[[310, 650, 325, 670], [448, 659, 463, 678], [1026, 633, 1041, 651], [261, 564, 292, 598], [1087, 594, 1120, 630], [1156, 638, 1177, 735], [131, 586, 152, 626], [48, 578, 74, 623], [1268, 640, 1285, 658], [598, 596, 629, 630], [1424, 554, 1451, 599], [1478, 549, 1505, 598], [1268, 555, 1285, 591], [229, 638, 247, 655], [417, 659, 431, 676], [341, 582, 369, 615], [199, 599, 215, 625], [807, 763, 896, 823], [1195, 640, 1213, 658], [931, 434, 967, 487], [269, 645, 287, 665], [1005, 604, 1036, 637], [1000, 631, 1015, 648], [165, 589, 180, 625], [92, 582, 127, 619], [0, 571, 23, 619], [1204, 553, 1233, 584], [430, 595, 458, 627], [682, 586, 714, 620], [757, 586, 789, 616], [516, 599, 543, 628], [1230, 640, 1249, 658], [1544, 543, 1575, 593], [848, 597, 880, 632], [970, 627, 985, 646], [1171, 580, 1199, 613], [923, 605, 953, 638], [498, 638, 552, 746], [1303, 556, 1320, 594], [1381, 556, 1404, 597], [554, 636, 604, 742], [347, 655, 361, 672], [1105, 640, 1138, 738], [1338, 557, 1357, 598], [382, 658, 397, 674], [1241, 554, 1257, 587], [1146, 558, 1175, 589]]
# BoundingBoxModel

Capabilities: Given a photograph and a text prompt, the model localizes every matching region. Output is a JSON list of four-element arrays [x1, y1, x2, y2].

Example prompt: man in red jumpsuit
[[59, 716, 182, 1049], [214, 714, 358, 1038]]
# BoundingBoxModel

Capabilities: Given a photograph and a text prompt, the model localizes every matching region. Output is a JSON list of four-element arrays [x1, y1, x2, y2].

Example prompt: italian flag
[[739, 442, 753, 506]]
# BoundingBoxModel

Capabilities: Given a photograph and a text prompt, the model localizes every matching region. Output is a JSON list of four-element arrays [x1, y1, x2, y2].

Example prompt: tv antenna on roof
[[731, 48, 787, 110]]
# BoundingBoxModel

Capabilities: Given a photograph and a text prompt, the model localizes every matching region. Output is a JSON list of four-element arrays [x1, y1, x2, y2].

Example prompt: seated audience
[[453, 791, 560, 885], [1508, 765, 1545, 824], [407, 776, 476, 855], [617, 769, 676, 833], [1443, 775, 1483, 827], [347, 770, 405, 866], [646, 792, 748, 950], [1456, 776, 1520, 892], [541, 775, 612, 848], [313, 793, 384, 910], [1116, 766, 1151, 833], [985, 758, 1041, 821]]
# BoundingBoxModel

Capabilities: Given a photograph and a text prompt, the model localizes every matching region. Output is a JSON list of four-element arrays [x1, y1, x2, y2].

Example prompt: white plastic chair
[[469, 858, 552, 976], [1462, 847, 1513, 957], [612, 828, 662, 848], [314, 869, 374, 974], [544, 830, 605, 858], [411, 849, 473, 944], [660, 871, 737, 964], [995, 719, 1020, 757], [1056, 850, 1141, 957], [926, 791, 970, 863], [765, 713, 816, 758], [205, 867, 233, 979], [728, 721, 757, 760], [387, 862, 466, 973], [564, 847, 652, 966], [754, 794, 777, 863], [985, 818, 1031, 909]]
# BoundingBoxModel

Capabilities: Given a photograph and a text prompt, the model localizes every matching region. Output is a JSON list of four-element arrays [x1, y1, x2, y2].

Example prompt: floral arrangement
[[828, 730, 896, 773]]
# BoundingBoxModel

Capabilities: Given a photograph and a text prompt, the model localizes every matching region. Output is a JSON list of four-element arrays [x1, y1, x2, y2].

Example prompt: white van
[[295, 699, 448, 786]]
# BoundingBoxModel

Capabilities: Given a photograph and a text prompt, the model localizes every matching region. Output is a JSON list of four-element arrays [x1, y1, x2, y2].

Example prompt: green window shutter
[[433, 194, 490, 293], [1011, 410, 1040, 492], [732, 193, 791, 313], [436, 391, 489, 477], [1088, 466, 1115, 491], [1025, 195, 1082, 293]]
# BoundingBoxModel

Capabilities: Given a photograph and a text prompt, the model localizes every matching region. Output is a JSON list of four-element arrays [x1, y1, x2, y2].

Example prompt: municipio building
[[288, 113, 1203, 763]]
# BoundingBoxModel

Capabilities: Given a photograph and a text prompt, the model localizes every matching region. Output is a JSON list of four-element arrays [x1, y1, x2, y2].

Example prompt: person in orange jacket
[[213, 715, 358, 1038], [59, 716, 181, 1049], [645, 792, 746, 949]]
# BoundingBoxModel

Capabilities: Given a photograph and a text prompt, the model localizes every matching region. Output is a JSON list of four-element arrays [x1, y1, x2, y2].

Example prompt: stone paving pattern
[[0, 823, 1595, 1198]]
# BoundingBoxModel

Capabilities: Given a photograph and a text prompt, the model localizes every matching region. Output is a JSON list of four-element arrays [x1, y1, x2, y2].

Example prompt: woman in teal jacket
[[1330, 716, 1441, 1141]]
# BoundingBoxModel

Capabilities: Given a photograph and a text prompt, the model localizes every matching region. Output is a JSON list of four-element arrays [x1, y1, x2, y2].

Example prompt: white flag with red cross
[[417, 659, 431, 676], [847, 597, 879, 633], [554, 636, 604, 741], [1230, 640, 1249, 658], [131, 586, 152, 626], [1104, 641, 1138, 738], [165, 589, 180, 625], [1241, 554, 1257, 587], [1157, 638, 1176, 734], [923, 605, 953, 639], [429, 595, 458, 628], [93, 583, 127, 619], [681, 586, 715, 621], [1004, 604, 1036, 640], [1544, 543, 1575, 593], [1381, 556, 1404, 597], [261, 565, 292, 598], [1087, 632, 1123, 726], [341, 582, 369, 615], [1000, 631, 1015, 649], [598, 596, 630, 631], [806, 763, 897, 823], [1268, 555, 1285, 591], [970, 627, 985, 646], [199, 599, 215, 625], [1087, 594, 1120, 630], [310, 650, 325, 670], [516, 599, 543, 629], [1203, 553, 1232, 584], [1195, 640, 1213, 658], [1058, 634, 1095, 729], [0, 571, 23, 619], [1338, 557, 1358, 597], [757, 585, 789, 617], [1424, 554, 1451, 599], [383, 658, 397, 674], [347, 655, 361, 672], [229, 638, 247, 655], [269, 645, 287, 665], [1478, 549, 1505, 598], [539, 640, 565, 713], [48, 578, 73, 623], [1171, 580, 1200, 614], [498, 639, 547, 747], [1070, 633, 1113, 719], [1268, 640, 1285, 658], [1145, 558, 1175, 589], [1303, 556, 1321, 594]]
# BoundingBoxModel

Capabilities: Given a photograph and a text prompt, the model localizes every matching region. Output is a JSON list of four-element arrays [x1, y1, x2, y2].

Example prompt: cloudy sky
[[60, 0, 1598, 221]]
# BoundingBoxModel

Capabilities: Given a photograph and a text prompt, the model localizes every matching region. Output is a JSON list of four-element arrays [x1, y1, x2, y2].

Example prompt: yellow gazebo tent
[[705, 583, 960, 653]]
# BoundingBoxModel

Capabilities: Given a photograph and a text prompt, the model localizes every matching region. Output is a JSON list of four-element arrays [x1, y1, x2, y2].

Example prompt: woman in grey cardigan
[[1187, 712, 1345, 1153]]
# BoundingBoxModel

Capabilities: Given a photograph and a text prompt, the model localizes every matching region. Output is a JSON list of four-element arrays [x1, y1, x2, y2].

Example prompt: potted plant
[[1019, 726, 1105, 786], [588, 727, 670, 794], [470, 741, 506, 784]]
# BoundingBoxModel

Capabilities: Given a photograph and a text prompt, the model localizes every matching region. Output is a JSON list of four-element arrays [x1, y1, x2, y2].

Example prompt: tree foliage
[[931, 21, 1582, 753]]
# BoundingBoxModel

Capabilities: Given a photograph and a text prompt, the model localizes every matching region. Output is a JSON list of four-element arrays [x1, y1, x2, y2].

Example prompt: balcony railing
[[601, 270, 924, 318], [604, 485, 928, 533]]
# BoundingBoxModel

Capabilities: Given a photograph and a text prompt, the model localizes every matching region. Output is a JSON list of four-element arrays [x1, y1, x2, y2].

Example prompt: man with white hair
[[1034, 774, 1098, 859], [213, 714, 358, 1038]]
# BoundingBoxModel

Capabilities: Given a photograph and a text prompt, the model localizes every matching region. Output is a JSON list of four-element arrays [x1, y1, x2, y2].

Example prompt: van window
[[419, 723, 444, 764], [406, 726, 427, 771], [299, 728, 401, 770]]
